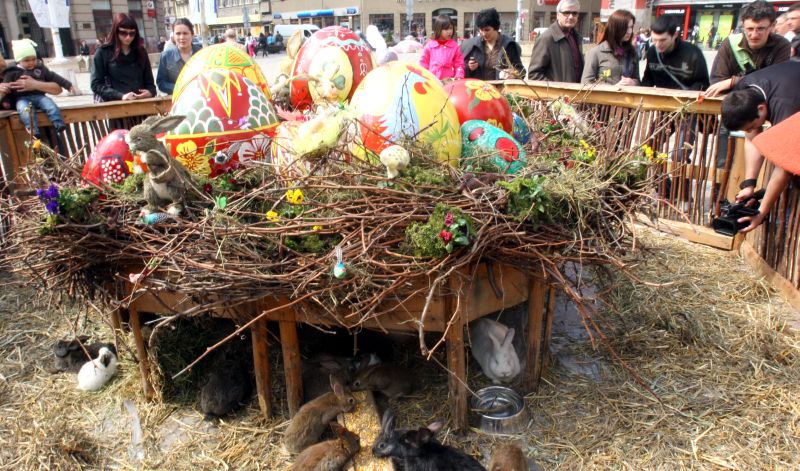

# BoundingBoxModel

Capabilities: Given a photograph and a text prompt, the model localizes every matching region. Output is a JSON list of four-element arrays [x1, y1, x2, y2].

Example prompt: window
[[369, 14, 394, 33], [92, 0, 113, 40], [400, 13, 425, 38]]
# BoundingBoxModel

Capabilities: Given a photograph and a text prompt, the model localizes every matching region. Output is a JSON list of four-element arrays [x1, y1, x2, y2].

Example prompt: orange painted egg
[[290, 26, 375, 110], [81, 129, 134, 185], [349, 61, 461, 164], [443, 79, 513, 133], [173, 44, 272, 101], [165, 68, 279, 177]]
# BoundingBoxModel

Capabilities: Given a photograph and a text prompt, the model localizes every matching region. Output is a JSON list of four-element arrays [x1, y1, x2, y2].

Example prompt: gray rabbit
[[199, 339, 253, 420], [125, 115, 193, 216], [51, 336, 117, 374], [351, 363, 414, 399]]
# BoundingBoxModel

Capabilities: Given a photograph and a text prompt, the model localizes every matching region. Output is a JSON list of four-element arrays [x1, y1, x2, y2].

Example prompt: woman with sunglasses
[[581, 9, 639, 85], [91, 13, 156, 102]]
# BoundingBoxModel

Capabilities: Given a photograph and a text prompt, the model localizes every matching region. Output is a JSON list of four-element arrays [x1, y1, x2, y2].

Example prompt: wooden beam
[[445, 275, 468, 434], [740, 240, 800, 311], [635, 213, 734, 250], [251, 317, 272, 418], [278, 306, 303, 417], [524, 276, 548, 392], [129, 306, 155, 400]]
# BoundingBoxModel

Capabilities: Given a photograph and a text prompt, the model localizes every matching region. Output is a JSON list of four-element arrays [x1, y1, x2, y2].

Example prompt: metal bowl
[[470, 386, 528, 434]]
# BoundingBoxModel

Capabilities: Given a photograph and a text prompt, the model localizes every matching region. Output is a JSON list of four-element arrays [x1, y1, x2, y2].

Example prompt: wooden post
[[445, 275, 468, 433], [111, 307, 125, 360], [279, 308, 303, 417], [251, 316, 272, 418], [129, 305, 155, 400], [524, 276, 548, 392]]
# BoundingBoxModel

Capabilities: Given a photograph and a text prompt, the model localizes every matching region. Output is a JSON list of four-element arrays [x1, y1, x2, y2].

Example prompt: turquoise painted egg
[[461, 120, 526, 174]]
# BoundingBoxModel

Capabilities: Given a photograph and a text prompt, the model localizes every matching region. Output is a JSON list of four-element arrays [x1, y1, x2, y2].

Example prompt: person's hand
[[121, 91, 138, 101], [0, 83, 10, 95], [737, 210, 765, 233], [617, 76, 638, 86], [467, 57, 478, 71], [136, 89, 153, 99], [10, 75, 39, 92], [704, 78, 733, 98], [69, 86, 81, 96], [735, 185, 755, 203]]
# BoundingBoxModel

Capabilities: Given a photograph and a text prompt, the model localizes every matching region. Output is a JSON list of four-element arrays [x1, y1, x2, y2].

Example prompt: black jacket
[[460, 33, 524, 80], [641, 39, 709, 90], [735, 61, 800, 125], [91, 44, 156, 101], [2, 61, 72, 98]]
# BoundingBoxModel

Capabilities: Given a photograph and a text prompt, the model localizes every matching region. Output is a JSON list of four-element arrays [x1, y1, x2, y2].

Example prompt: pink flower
[[444, 212, 454, 226], [439, 230, 453, 242], [129, 273, 143, 284]]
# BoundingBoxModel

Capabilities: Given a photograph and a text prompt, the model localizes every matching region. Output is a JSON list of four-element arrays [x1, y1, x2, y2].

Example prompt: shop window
[[92, 0, 113, 41], [400, 13, 425, 38], [369, 13, 394, 33]]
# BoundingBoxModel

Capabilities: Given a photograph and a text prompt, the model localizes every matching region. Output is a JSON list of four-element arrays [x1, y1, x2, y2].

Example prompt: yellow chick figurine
[[379, 145, 410, 179], [292, 106, 350, 157]]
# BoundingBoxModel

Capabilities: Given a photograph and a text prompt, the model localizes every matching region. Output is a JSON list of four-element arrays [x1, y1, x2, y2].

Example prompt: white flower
[[237, 134, 271, 163]]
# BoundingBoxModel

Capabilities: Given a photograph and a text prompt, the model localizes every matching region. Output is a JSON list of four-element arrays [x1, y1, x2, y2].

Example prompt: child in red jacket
[[419, 15, 465, 81]]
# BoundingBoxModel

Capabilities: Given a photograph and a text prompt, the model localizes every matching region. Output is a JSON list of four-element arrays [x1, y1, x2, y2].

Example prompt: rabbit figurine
[[290, 422, 360, 471], [125, 115, 193, 216], [199, 340, 253, 420], [351, 363, 414, 399], [372, 409, 486, 471], [488, 443, 528, 471], [469, 318, 521, 384], [77, 347, 118, 391], [284, 374, 357, 454], [52, 336, 117, 374]]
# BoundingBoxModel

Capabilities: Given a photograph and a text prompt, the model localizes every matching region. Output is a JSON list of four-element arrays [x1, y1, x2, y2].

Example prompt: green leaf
[[215, 196, 228, 210]]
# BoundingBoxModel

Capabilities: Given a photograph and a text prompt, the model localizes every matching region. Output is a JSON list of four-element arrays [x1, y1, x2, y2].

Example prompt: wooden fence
[[0, 86, 797, 304]]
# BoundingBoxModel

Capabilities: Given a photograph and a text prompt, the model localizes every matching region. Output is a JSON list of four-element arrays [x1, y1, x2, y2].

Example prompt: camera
[[712, 189, 765, 236]]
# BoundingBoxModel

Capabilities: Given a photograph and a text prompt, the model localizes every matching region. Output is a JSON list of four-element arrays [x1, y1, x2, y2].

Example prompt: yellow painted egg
[[172, 44, 272, 101], [165, 68, 279, 177], [349, 61, 461, 164]]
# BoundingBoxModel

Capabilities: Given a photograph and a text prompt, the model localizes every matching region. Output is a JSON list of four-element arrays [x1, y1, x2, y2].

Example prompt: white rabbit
[[77, 347, 118, 391], [469, 318, 521, 384]]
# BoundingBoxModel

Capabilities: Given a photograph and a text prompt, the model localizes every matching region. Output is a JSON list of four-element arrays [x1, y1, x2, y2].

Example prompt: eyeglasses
[[743, 26, 768, 33], [560, 11, 579, 17], [118, 30, 137, 37]]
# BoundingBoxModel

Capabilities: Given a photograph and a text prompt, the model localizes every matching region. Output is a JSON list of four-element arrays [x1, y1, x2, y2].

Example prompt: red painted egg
[[290, 26, 375, 110], [443, 79, 513, 133], [81, 129, 134, 185]]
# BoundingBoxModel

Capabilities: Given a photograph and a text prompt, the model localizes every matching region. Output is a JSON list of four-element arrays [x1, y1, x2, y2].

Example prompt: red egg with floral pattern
[[443, 79, 513, 133], [81, 129, 135, 185]]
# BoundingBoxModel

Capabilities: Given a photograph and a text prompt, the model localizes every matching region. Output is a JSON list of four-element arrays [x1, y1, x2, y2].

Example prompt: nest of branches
[[1, 103, 664, 355]]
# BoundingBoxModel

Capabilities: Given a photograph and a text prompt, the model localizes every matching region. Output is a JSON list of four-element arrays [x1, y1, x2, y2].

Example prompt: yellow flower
[[312, 225, 323, 231], [285, 189, 304, 205], [464, 80, 502, 101], [655, 152, 668, 164], [601, 69, 611, 79], [642, 144, 654, 161], [31, 139, 41, 150], [265, 211, 280, 222]]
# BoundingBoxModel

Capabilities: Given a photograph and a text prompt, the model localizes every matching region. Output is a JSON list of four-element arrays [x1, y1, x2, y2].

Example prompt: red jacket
[[420, 38, 465, 80]]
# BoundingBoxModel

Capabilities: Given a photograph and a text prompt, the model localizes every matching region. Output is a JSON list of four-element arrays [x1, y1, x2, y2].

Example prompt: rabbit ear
[[330, 374, 344, 395], [425, 421, 443, 436], [503, 328, 515, 347], [416, 427, 436, 445], [380, 409, 395, 432], [150, 115, 186, 134]]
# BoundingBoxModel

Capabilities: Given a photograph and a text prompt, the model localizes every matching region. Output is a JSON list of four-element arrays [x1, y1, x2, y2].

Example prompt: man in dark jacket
[[642, 15, 709, 90], [787, 3, 800, 58], [527, 0, 584, 82], [460, 8, 524, 80]]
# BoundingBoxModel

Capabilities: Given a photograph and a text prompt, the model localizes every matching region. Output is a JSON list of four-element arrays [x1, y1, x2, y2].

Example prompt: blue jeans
[[15, 94, 65, 135]]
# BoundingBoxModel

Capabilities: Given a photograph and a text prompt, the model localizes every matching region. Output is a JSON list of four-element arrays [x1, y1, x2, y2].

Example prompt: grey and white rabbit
[[290, 422, 360, 471], [125, 115, 193, 216], [303, 352, 381, 401], [284, 374, 357, 454], [199, 339, 253, 420], [51, 336, 116, 374], [372, 409, 486, 471], [469, 318, 521, 384], [351, 363, 414, 399], [77, 346, 118, 391], [488, 443, 528, 471]]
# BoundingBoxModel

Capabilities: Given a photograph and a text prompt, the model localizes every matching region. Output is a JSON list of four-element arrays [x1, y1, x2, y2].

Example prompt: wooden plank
[[129, 305, 155, 400], [279, 311, 303, 417], [740, 240, 800, 311], [340, 390, 394, 471], [251, 317, 272, 418], [541, 286, 556, 378], [445, 275, 468, 433], [635, 213, 734, 250], [523, 277, 548, 392], [111, 307, 125, 361]]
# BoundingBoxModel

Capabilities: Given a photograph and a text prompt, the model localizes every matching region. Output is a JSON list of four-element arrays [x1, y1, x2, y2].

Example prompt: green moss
[[498, 175, 550, 224], [405, 204, 476, 258], [114, 172, 145, 194], [59, 188, 100, 222]]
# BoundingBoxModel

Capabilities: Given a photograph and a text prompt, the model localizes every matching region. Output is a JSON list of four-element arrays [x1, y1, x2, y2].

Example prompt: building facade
[[0, 0, 166, 58]]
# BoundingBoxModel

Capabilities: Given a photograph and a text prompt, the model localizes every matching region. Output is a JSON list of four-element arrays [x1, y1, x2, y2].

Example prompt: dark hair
[[721, 88, 766, 130], [651, 15, 678, 35], [173, 18, 194, 34], [599, 9, 635, 57], [106, 13, 147, 64], [433, 14, 454, 40], [740, 1, 777, 23], [789, 2, 800, 13], [476, 8, 501, 30]]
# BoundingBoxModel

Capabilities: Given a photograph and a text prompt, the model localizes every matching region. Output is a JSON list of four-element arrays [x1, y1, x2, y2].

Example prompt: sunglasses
[[118, 30, 137, 37], [560, 11, 579, 16]]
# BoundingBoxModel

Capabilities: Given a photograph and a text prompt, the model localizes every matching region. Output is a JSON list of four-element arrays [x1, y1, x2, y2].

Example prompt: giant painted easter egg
[[165, 68, 279, 177], [173, 44, 272, 101], [81, 129, 134, 185], [290, 26, 375, 110], [443, 79, 513, 133], [349, 61, 461, 164], [461, 120, 526, 174], [270, 120, 314, 179], [512, 113, 531, 145]]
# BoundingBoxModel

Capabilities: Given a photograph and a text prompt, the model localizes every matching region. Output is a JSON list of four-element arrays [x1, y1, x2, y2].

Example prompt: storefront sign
[[298, 9, 334, 18], [273, 13, 282, 19], [662, 8, 686, 14]]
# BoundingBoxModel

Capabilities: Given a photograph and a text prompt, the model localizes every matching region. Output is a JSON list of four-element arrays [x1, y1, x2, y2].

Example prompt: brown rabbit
[[284, 375, 357, 454], [290, 422, 360, 471], [351, 363, 414, 399], [488, 443, 528, 471], [125, 115, 193, 216]]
